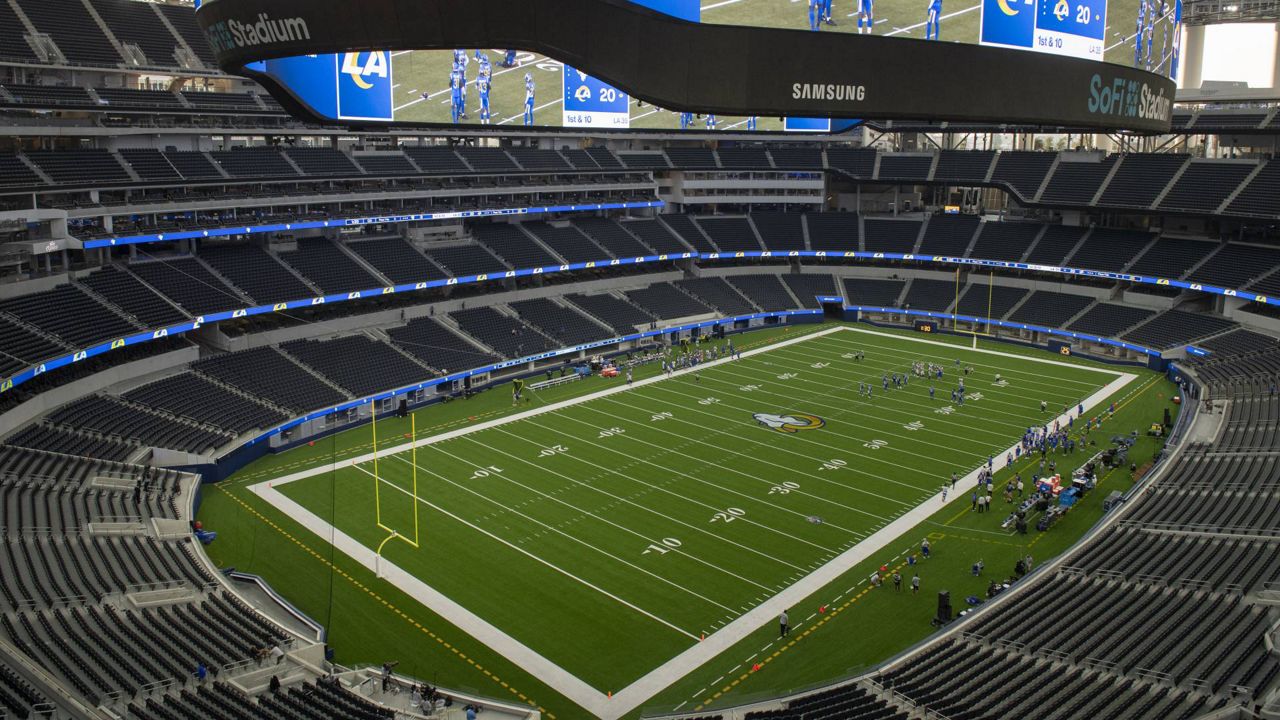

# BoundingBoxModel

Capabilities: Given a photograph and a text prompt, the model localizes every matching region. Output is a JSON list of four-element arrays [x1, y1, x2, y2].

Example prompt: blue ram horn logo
[[753, 412, 826, 433]]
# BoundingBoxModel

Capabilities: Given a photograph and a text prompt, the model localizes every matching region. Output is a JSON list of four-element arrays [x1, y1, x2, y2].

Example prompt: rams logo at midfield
[[753, 412, 826, 433]]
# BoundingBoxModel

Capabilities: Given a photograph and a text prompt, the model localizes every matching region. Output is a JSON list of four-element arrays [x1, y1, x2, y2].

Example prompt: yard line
[[822, 331, 1110, 391], [345, 464, 700, 641], [451, 429, 805, 579], [1107, 9, 1173, 51], [884, 3, 981, 36], [778, 339, 1095, 418], [257, 326, 844, 492], [547, 412, 846, 551], [484, 425, 820, 567], [694, 361, 1017, 453], [810, 333, 1096, 401], [678, 373, 974, 480], [645, 381, 971, 488], [587, 396, 912, 514], [392, 52, 556, 112], [630, 108, 661, 123], [567, 404, 883, 533], [764, 342, 1076, 422], [712, 355, 1038, 435], [385, 454, 742, 614], [498, 98, 562, 125]]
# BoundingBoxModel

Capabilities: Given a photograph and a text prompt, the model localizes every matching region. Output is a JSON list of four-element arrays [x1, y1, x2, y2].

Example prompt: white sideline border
[[249, 326, 1136, 719]]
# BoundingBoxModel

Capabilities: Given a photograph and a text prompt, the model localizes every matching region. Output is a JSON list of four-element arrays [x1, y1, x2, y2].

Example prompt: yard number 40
[[643, 537, 682, 555]]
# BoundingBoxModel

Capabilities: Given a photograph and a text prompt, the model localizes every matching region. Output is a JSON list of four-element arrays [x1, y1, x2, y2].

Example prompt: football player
[[523, 73, 536, 126], [926, 0, 942, 40], [858, 0, 875, 34]]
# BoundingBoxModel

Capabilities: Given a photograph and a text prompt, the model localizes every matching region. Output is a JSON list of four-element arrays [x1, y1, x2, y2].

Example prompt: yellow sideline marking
[[690, 372, 1173, 711], [944, 373, 1167, 527], [694, 553, 916, 712], [215, 486, 554, 719]]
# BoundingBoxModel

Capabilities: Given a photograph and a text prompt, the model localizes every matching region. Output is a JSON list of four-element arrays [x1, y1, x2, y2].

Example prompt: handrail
[[3, 233, 1259, 398], [1120, 519, 1280, 538], [124, 579, 188, 594], [238, 308, 821, 450]]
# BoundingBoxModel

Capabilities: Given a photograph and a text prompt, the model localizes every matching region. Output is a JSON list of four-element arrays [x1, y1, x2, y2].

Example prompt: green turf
[[646, 359, 1174, 715], [698, 0, 1164, 67], [390, 49, 779, 130], [200, 322, 1176, 718]]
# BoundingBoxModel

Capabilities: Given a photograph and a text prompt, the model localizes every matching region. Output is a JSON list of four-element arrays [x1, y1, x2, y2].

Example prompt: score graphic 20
[[980, 0, 1106, 60]]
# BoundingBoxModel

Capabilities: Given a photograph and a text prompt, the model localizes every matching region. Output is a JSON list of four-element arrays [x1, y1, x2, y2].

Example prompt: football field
[[389, 49, 779, 130], [699, 0, 1159, 67], [249, 325, 1135, 716]]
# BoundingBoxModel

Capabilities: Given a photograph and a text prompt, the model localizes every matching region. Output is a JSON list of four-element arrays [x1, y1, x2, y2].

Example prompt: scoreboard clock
[[562, 65, 631, 128], [980, 0, 1107, 61]]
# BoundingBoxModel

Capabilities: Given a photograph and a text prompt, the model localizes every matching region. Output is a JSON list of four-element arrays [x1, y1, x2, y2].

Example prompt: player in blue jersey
[[1159, 0, 1170, 69], [823, 0, 836, 24], [705, 114, 718, 130], [523, 73, 535, 126], [679, 111, 693, 130], [809, 0, 822, 30], [1134, 0, 1147, 66], [454, 51, 469, 113], [449, 68, 464, 123], [746, 116, 758, 131], [502, 49, 517, 67], [478, 53, 492, 82], [1145, 0, 1158, 68], [925, 0, 942, 40], [477, 75, 491, 124], [858, 0, 874, 34]]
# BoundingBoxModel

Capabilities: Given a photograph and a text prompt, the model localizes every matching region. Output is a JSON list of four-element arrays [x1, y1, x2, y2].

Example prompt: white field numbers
[[597, 427, 626, 438], [863, 439, 888, 450], [538, 444, 568, 458], [819, 458, 847, 471], [651, 411, 673, 422], [698, 397, 720, 406], [470, 465, 504, 479], [710, 507, 746, 523], [642, 537, 682, 555], [769, 481, 801, 495]]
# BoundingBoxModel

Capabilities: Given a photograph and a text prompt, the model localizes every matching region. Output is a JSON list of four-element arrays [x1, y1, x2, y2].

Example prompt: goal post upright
[[407, 412, 421, 548], [372, 399, 421, 551], [372, 398, 381, 529]]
